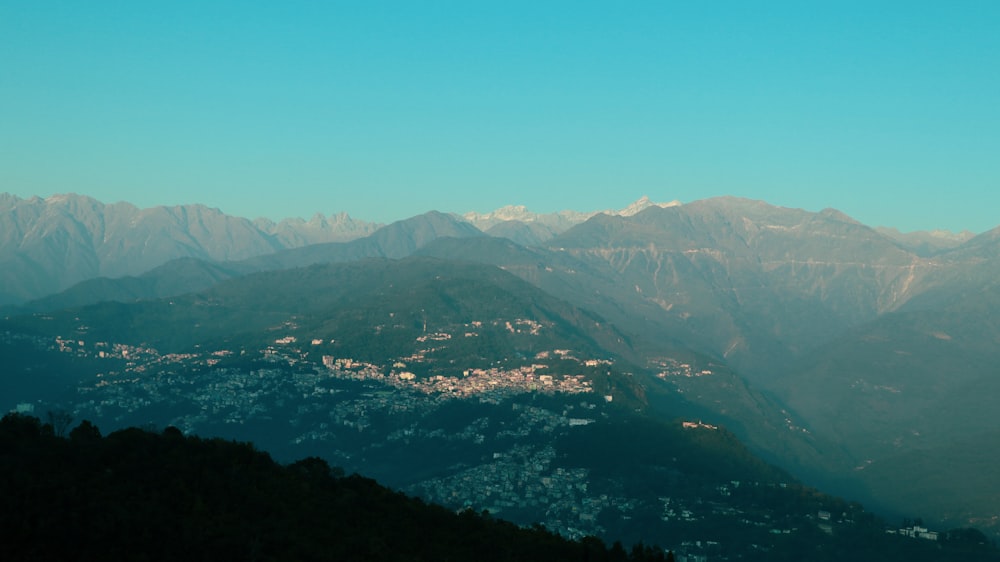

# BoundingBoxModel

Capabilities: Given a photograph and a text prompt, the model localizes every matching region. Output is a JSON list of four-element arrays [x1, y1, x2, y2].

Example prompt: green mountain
[[4, 256, 631, 362]]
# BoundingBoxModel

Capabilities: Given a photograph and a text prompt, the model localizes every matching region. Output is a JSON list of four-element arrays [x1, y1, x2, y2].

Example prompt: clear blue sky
[[2, 1, 998, 232]]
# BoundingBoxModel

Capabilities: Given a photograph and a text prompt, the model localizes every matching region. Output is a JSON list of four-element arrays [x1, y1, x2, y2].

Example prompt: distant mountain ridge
[[0, 193, 381, 304], [0, 193, 677, 304], [875, 226, 976, 256], [462, 195, 682, 245], [14, 211, 484, 313], [1, 192, 978, 305]]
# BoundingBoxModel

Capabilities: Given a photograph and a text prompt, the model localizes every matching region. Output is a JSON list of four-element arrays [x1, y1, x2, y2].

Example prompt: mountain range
[[0, 193, 381, 305], [3, 191, 1000, 545], [0, 193, 687, 305]]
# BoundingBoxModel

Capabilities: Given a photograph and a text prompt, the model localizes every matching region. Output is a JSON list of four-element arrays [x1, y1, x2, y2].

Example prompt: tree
[[46, 409, 74, 438], [0, 411, 45, 441], [609, 540, 628, 562], [69, 420, 102, 442]]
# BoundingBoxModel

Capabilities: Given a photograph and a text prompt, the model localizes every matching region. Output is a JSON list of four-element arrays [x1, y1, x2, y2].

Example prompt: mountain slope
[[18, 257, 254, 313], [545, 198, 933, 377], [415, 236, 846, 484], [2, 256, 636, 371], [776, 278, 1000, 532]]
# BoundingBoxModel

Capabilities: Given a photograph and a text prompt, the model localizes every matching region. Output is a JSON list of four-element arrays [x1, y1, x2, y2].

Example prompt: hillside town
[[2, 322, 946, 560]]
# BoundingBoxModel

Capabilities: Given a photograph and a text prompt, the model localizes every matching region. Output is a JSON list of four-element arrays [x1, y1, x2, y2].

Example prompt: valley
[[3, 193, 1000, 559]]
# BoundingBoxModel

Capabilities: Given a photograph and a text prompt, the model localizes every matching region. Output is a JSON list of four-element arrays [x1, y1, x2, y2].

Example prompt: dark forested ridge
[[3, 413, 997, 562], [0, 413, 659, 562]]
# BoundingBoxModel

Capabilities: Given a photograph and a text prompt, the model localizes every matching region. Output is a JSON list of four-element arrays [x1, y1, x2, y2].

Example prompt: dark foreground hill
[[0, 413, 656, 562]]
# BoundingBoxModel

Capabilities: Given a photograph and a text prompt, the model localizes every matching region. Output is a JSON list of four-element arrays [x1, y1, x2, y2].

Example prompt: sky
[[2, 1, 998, 233]]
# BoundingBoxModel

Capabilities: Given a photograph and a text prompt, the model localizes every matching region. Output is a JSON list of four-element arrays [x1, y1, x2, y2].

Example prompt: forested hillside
[[0, 413, 661, 562]]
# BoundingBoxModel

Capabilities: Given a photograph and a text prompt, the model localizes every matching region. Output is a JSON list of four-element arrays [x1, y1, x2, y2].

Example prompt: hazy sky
[[2, 2, 998, 232]]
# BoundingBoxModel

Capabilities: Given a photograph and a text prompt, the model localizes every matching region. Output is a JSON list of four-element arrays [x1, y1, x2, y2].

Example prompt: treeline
[[0, 413, 669, 562]]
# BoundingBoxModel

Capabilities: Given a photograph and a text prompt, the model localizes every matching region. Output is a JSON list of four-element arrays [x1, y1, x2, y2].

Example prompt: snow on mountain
[[462, 196, 681, 231]]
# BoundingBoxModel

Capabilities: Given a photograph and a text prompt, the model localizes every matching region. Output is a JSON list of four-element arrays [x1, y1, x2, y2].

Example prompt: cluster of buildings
[[20, 320, 610, 438], [890, 524, 940, 541], [323, 359, 595, 402], [651, 357, 715, 379], [412, 443, 602, 540]]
